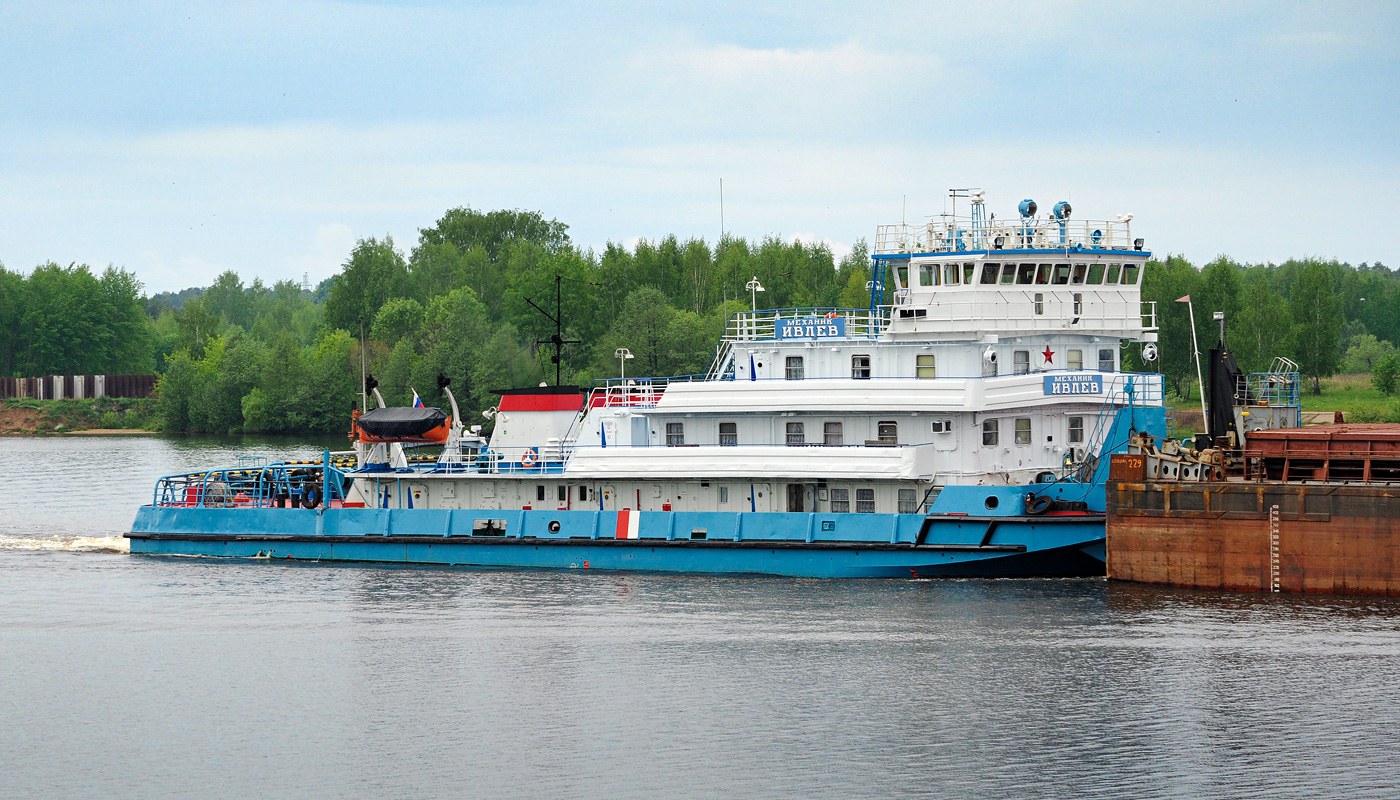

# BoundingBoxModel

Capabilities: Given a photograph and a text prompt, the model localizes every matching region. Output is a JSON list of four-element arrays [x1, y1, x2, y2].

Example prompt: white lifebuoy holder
[[521, 447, 538, 467]]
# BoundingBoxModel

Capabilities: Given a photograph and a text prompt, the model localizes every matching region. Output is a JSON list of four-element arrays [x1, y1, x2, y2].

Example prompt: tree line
[[1135, 255, 1400, 396], [4, 205, 1398, 434]]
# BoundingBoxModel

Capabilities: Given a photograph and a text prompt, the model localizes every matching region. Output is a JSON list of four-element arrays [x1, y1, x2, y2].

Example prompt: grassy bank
[[1166, 373, 1400, 428], [0, 397, 158, 434]]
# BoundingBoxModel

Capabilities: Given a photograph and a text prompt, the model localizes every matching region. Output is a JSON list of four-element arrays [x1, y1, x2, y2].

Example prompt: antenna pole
[[526, 274, 580, 387]]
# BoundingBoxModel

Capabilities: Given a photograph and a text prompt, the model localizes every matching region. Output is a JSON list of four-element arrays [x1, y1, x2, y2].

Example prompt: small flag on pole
[[412, 390, 424, 408], [1175, 295, 1191, 303]]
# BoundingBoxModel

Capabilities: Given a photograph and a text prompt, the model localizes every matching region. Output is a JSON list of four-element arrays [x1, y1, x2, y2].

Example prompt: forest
[[1, 205, 1398, 434]]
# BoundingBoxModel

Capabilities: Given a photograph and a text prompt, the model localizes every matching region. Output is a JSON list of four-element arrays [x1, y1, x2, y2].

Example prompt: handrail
[[876, 218, 1141, 255], [152, 461, 347, 508]]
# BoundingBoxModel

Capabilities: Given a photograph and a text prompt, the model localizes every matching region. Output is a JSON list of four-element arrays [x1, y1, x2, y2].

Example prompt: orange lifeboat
[[355, 406, 451, 444]]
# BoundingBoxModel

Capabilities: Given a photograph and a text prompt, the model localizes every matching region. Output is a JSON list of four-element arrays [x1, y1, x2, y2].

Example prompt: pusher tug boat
[[128, 191, 1168, 577]]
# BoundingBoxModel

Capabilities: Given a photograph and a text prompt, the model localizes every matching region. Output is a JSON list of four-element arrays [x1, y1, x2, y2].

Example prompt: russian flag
[[412, 390, 424, 408]]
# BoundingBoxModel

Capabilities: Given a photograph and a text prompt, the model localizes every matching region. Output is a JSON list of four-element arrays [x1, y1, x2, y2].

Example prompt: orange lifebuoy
[[521, 448, 538, 467]]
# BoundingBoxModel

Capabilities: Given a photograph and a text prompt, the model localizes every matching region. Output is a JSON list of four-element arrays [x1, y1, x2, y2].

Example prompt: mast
[[525, 274, 580, 386]]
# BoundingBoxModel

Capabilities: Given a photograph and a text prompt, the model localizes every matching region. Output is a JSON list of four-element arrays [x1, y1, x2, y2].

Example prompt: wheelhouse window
[[1034, 293, 1044, 315], [1121, 263, 1141, 284], [856, 488, 876, 513], [852, 355, 871, 379], [1035, 264, 1051, 284], [666, 422, 685, 446], [981, 264, 1000, 284], [898, 488, 918, 514], [719, 421, 737, 446], [982, 419, 999, 446], [943, 263, 960, 285], [877, 420, 898, 443], [1013, 350, 1030, 375], [896, 264, 909, 288], [1099, 348, 1116, 372], [1067, 349, 1083, 370], [1087, 263, 1105, 284], [919, 263, 937, 287], [916, 354, 936, 379], [1052, 264, 1071, 285], [1072, 264, 1087, 284], [1014, 418, 1032, 445], [963, 263, 976, 284], [824, 422, 844, 445], [830, 488, 850, 513], [786, 421, 805, 445], [1106, 264, 1122, 284], [1016, 263, 1035, 284], [1069, 416, 1085, 444], [785, 356, 804, 380]]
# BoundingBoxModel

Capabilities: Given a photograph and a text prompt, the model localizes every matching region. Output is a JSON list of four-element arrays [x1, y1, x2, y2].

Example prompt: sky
[[0, 1, 1396, 294]]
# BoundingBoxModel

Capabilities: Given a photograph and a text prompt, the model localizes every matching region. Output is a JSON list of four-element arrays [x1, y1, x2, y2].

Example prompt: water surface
[[2, 436, 1398, 798]]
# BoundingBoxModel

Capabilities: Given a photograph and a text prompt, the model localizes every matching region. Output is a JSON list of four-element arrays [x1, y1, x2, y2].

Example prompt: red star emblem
[[1041, 345, 1055, 364]]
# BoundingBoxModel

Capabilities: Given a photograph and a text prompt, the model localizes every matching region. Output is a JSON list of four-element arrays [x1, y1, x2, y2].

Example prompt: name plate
[[1044, 374, 1103, 395], [776, 316, 846, 339]]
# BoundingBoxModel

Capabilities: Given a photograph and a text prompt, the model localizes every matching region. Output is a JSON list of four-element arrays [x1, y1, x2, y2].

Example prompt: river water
[[2, 435, 1399, 798]]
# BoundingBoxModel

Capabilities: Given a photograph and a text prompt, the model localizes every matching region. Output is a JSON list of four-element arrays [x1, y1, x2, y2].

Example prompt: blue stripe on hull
[[128, 506, 1107, 578]]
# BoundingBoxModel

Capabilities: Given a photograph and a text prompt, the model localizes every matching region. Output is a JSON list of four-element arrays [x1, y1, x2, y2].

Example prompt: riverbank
[[0, 398, 156, 435]]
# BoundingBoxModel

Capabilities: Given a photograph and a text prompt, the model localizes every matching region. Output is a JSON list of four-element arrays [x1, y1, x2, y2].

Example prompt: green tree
[[1232, 269, 1293, 374], [370, 298, 425, 346], [1373, 353, 1400, 396], [1290, 260, 1343, 394], [324, 237, 409, 333], [1140, 255, 1199, 398], [1343, 333, 1396, 374]]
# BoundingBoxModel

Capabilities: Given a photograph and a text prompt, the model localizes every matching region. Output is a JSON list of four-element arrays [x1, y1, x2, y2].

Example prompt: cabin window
[[1072, 264, 1087, 284], [1121, 263, 1141, 284], [1035, 264, 1051, 284], [557, 485, 567, 502], [1099, 349, 1116, 372], [1015, 418, 1032, 445], [719, 421, 737, 446], [964, 263, 976, 284], [896, 264, 909, 288], [856, 488, 876, 514], [719, 486, 729, 504], [579, 485, 589, 501], [1016, 263, 1035, 284], [786, 356, 804, 381], [1073, 293, 1083, 315], [1069, 416, 1085, 444], [786, 421, 805, 445], [1068, 349, 1083, 370], [1106, 264, 1122, 284], [824, 422, 844, 445], [943, 263, 960, 285], [1087, 263, 1105, 284], [931, 418, 953, 434], [898, 488, 918, 514], [536, 485, 546, 501], [919, 263, 937, 287], [852, 355, 871, 379], [983, 419, 1000, 446], [830, 488, 850, 513], [877, 420, 898, 443], [1013, 350, 1030, 375], [981, 264, 1000, 284], [916, 354, 936, 379], [1034, 293, 1044, 315], [666, 422, 685, 446], [1052, 264, 1071, 285]]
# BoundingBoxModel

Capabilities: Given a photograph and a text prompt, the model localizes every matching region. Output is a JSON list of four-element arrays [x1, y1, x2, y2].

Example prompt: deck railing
[[153, 460, 348, 508], [875, 218, 1138, 255]]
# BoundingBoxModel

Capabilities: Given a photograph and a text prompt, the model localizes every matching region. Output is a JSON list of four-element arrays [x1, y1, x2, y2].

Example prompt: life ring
[[521, 448, 538, 467]]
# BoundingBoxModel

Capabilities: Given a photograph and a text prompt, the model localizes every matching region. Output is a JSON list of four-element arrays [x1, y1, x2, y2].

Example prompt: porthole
[[548, 520, 561, 533], [985, 496, 1000, 510]]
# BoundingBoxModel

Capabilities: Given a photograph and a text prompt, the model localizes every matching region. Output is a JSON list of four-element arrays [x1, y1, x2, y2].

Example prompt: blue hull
[[127, 505, 1108, 578]]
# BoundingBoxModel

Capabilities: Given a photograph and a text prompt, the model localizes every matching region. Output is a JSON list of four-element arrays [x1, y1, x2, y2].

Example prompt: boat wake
[[0, 534, 130, 553]]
